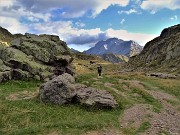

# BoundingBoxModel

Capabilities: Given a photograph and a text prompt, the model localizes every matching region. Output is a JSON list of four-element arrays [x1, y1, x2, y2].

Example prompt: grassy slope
[[0, 58, 180, 135]]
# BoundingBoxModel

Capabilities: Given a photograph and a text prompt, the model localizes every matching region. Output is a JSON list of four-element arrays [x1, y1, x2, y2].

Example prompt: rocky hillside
[[0, 26, 23, 45], [71, 48, 79, 53], [0, 27, 14, 45], [128, 24, 180, 73], [0, 27, 74, 82], [84, 38, 143, 57], [102, 53, 128, 63]]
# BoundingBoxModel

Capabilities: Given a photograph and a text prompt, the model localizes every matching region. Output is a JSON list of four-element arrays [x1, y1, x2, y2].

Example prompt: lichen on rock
[[0, 28, 74, 82]]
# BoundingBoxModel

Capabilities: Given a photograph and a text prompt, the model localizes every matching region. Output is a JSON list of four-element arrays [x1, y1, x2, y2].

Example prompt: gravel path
[[118, 80, 180, 135], [119, 104, 154, 129], [145, 90, 180, 135]]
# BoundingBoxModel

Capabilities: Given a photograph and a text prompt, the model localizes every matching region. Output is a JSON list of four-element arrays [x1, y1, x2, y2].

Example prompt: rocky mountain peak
[[84, 38, 143, 57]]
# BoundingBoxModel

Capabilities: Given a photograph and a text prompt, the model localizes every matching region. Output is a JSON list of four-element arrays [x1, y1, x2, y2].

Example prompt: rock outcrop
[[0, 26, 14, 44], [39, 73, 118, 109], [128, 24, 180, 73], [0, 27, 74, 82]]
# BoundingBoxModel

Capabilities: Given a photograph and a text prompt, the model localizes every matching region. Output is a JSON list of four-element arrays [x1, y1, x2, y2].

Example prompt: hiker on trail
[[97, 65, 102, 77]]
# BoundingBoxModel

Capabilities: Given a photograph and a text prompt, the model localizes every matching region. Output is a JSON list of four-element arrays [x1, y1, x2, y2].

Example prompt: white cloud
[[75, 22, 86, 28], [0, 16, 28, 34], [32, 21, 108, 45], [7, 0, 129, 18], [91, 0, 130, 17], [0, 6, 51, 22], [120, 19, 125, 25], [60, 11, 86, 18], [118, 9, 138, 14], [170, 15, 178, 20], [0, 0, 14, 7], [106, 28, 158, 45], [140, 0, 180, 13]]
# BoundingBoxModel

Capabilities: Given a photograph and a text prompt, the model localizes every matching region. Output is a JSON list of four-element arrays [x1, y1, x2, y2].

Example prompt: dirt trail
[[118, 79, 180, 135], [119, 104, 154, 129], [144, 90, 180, 135]]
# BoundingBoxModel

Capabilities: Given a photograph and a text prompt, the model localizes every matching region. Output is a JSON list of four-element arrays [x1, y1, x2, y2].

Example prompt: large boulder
[[75, 84, 118, 108], [39, 73, 118, 109], [39, 73, 76, 105]]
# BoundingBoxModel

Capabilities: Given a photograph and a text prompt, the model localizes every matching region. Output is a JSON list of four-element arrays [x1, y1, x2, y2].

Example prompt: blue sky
[[0, 0, 179, 51]]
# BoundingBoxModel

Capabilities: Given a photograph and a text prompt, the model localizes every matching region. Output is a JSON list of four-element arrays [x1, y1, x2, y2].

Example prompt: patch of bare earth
[[149, 91, 178, 102], [117, 79, 180, 134], [6, 90, 38, 101], [144, 90, 180, 135], [119, 104, 154, 129]]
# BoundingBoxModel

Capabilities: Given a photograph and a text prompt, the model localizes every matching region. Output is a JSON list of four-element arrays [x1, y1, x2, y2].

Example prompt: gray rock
[[149, 73, 177, 79], [75, 84, 118, 108], [0, 71, 12, 82], [39, 74, 118, 109], [0, 27, 74, 82], [39, 73, 76, 105], [0, 59, 11, 72], [12, 69, 33, 80]]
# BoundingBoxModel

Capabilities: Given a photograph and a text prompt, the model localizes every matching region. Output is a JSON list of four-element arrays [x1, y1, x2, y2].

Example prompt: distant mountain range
[[84, 38, 143, 57]]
